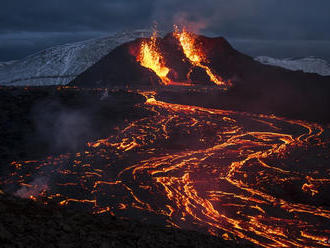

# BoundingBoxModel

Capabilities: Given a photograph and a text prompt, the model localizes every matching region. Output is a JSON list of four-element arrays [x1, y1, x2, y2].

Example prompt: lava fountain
[[136, 26, 230, 87], [173, 26, 229, 87], [137, 31, 171, 85]]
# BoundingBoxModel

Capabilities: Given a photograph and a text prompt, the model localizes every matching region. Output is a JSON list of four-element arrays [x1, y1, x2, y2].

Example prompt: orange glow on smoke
[[174, 26, 228, 87], [137, 31, 171, 85]]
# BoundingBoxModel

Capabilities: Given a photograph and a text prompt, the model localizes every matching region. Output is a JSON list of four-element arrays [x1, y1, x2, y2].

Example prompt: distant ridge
[[1, 30, 330, 87], [70, 32, 330, 122], [256, 56, 330, 76], [0, 30, 153, 86]]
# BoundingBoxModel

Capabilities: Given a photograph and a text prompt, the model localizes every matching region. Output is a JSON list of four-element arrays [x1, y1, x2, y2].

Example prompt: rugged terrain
[[0, 190, 255, 248], [1, 30, 330, 87], [0, 86, 259, 248], [0, 32, 329, 248], [0, 85, 329, 248], [71, 33, 330, 123], [0, 86, 147, 165]]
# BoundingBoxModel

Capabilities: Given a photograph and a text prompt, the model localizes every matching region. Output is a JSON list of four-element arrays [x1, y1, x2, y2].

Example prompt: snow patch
[[0, 30, 153, 86], [255, 56, 330, 76]]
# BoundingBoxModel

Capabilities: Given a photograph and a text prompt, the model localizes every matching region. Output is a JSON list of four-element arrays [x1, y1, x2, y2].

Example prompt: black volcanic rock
[[159, 34, 193, 82], [70, 32, 330, 122], [70, 33, 218, 87], [0, 86, 149, 164], [0, 191, 256, 248]]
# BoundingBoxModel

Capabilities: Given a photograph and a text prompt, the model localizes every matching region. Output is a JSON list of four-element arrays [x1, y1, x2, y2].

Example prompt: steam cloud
[[32, 99, 92, 153], [152, 0, 258, 34], [15, 176, 49, 199]]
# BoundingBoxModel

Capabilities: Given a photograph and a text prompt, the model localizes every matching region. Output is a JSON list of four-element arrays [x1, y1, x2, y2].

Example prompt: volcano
[[70, 31, 330, 123], [70, 31, 235, 88]]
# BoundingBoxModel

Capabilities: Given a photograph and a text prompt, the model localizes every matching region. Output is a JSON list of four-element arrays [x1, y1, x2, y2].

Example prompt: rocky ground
[[0, 189, 255, 248], [0, 86, 148, 166], [0, 86, 257, 248]]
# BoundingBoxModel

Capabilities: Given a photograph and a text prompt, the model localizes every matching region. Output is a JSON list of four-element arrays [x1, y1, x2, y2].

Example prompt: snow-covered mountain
[[1, 32, 329, 87], [255, 56, 330, 76], [0, 60, 17, 68], [0, 30, 153, 86]]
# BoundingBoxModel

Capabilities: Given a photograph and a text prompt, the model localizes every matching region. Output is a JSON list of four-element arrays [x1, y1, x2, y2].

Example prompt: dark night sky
[[1, 0, 330, 61]]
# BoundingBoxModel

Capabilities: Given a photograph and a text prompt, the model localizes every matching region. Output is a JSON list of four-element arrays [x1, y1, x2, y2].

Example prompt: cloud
[[152, 0, 259, 32], [0, 0, 330, 60], [1, 0, 329, 37], [0, 31, 108, 60], [0, 0, 154, 34], [152, 0, 330, 40]]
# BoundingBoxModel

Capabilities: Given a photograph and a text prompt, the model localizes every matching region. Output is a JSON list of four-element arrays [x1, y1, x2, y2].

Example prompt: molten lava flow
[[1, 88, 329, 248], [137, 32, 171, 85], [174, 26, 228, 87], [136, 28, 230, 87]]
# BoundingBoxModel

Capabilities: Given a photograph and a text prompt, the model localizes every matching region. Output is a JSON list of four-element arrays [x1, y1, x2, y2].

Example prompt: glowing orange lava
[[1, 88, 329, 248], [137, 31, 171, 85], [174, 26, 228, 87]]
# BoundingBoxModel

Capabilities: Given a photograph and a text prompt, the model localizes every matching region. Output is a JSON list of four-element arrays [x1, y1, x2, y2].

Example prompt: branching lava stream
[[1, 90, 329, 248]]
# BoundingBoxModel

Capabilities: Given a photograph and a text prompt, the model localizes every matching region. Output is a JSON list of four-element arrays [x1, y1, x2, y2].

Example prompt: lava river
[[1, 90, 330, 248]]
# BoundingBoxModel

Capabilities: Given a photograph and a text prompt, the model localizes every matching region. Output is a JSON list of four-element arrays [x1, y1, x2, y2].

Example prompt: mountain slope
[[0, 30, 153, 86], [1, 31, 330, 86], [71, 32, 330, 122], [255, 56, 330, 76]]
